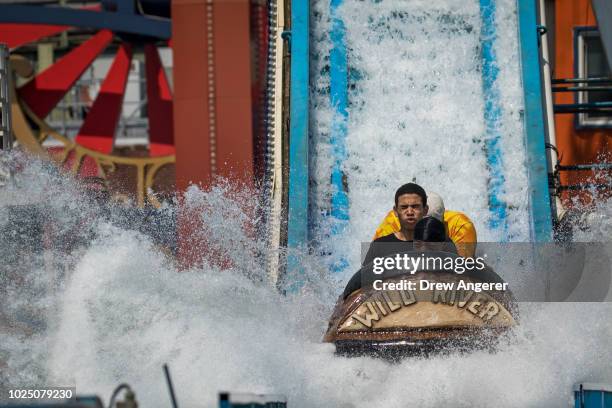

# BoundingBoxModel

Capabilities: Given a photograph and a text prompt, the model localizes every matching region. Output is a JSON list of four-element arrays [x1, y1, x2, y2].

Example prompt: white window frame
[[576, 29, 612, 128]]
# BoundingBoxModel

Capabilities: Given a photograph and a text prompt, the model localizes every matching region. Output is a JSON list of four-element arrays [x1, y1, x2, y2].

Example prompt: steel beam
[[76, 43, 132, 153], [0, 43, 12, 150], [172, 0, 255, 268], [145, 43, 174, 156], [286, 0, 309, 274], [0, 23, 69, 50], [18, 30, 113, 119], [0, 5, 170, 39], [213, 0, 254, 184], [517, 0, 554, 242]]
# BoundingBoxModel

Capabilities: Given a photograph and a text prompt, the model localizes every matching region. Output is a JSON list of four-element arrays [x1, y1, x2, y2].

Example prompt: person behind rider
[[362, 182, 428, 266], [373, 191, 477, 257], [413, 216, 458, 254]]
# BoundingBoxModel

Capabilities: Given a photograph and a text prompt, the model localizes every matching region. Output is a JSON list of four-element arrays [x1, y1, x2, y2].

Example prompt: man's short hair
[[394, 183, 427, 207]]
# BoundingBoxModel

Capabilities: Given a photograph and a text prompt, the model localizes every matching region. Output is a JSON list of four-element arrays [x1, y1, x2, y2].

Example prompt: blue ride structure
[[285, 0, 554, 264]]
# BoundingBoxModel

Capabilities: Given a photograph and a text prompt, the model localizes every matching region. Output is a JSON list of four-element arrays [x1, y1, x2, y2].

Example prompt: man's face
[[394, 193, 428, 231]]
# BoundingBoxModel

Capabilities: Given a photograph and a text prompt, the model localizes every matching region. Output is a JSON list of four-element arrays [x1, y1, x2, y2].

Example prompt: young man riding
[[362, 183, 428, 265]]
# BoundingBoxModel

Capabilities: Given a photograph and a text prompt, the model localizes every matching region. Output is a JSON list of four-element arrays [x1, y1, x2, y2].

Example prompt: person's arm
[[362, 241, 378, 267]]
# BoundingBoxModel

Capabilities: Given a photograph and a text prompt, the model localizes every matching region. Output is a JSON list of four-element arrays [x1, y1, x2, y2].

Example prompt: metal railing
[[548, 78, 612, 193], [555, 164, 611, 192], [552, 77, 612, 114], [0, 43, 12, 150], [546, 144, 611, 194]]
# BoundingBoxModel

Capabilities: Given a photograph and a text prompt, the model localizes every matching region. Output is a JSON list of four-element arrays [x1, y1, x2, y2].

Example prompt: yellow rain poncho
[[373, 210, 477, 257]]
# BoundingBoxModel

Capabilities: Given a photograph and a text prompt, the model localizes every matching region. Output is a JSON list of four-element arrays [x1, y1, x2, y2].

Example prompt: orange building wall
[[554, 0, 611, 206], [171, 0, 255, 268], [172, 0, 213, 192], [172, 0, 254, 192]]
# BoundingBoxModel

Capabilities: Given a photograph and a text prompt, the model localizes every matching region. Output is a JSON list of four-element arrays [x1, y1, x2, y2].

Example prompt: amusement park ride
[[0, 0, 271, 207], [0, 0, 281, 271], [0, 0, 608, 246], [0, 0, 611, 405], [0, 0, 609, 295]]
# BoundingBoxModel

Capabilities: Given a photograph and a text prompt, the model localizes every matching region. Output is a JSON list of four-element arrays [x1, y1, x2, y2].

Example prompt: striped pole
[[479, 0, 509, 239], [329, 0, 349, 272]]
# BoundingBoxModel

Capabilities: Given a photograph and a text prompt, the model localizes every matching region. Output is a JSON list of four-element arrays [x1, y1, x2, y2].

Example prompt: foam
[[0, 155, 609, 406], [310, 0, 532, 273]]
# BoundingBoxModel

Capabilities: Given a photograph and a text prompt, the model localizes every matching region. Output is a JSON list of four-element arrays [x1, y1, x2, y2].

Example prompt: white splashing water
[[310, 0, 534, 271], [1, 0, 611, 407], [1, 154, 611, 408]]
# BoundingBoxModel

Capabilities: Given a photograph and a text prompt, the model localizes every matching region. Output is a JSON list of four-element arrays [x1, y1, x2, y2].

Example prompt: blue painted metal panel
[[218, 392, 287, 408], [574, 384, 612, 408], [517, 0, 554, 242], [0, 5, 170, 39], [329, 0, 349, 272], [286, 0, 310, 269], [479, 0, 509, 240]]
